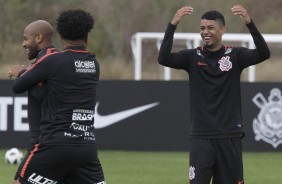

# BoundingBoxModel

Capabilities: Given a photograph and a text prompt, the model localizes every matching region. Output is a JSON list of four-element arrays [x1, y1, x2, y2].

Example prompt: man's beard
[[204, 42, 214, 49], [28, 44, 40, 60]]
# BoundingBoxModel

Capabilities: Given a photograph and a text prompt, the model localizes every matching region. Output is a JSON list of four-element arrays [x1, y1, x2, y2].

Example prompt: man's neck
[[63, 39, 86, 49], [205, 44, 223, 52], [39, 42, 53, 50]]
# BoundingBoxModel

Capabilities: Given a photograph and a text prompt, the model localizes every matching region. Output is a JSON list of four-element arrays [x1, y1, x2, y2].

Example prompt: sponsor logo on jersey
[[218, 56, 232, 71], [72, 109, 94, 121], [74, 60, 96, 73], [253, 88, 282, 148], [64, 131, 96, 141], [69, 122, 94, 131], [28, 173, 57, 184]]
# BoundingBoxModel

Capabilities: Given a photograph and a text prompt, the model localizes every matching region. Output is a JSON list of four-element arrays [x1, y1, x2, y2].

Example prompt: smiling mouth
[[203, 36, 212, 42]]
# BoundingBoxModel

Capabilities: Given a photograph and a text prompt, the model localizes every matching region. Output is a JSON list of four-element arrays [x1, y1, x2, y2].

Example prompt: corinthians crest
[[218, 56, 232, 71], [252, 88, 282, 148]]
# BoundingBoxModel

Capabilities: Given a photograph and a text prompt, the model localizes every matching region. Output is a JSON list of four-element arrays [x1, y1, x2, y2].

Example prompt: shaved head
[[24, 20, 54, 36], [22, 20, 54, 60]]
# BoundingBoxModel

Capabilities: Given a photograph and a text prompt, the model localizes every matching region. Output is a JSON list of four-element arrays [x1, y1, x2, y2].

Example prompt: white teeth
[[25, 49, 29, 53]]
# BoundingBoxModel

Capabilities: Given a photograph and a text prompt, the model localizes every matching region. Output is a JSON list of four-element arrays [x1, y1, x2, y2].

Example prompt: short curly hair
[[201, 10, 225, 26], [56, 9, 94, 40]]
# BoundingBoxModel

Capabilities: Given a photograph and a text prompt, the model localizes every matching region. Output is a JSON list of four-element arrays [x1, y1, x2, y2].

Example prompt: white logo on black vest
[[218, 56, 232, 71], [252, 88, 282, 148], [74, 60, 96, 73]]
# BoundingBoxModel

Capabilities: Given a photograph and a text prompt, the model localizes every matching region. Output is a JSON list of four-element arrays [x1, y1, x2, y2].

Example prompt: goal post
[[131, 32, 282, 81]]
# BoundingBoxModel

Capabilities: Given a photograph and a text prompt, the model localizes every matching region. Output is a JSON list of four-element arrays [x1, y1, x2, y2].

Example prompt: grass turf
[[0, 149, 281, 184]]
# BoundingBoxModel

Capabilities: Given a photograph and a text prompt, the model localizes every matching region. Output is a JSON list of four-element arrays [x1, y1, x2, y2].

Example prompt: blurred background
[[1, 2, 282, 183], [0, 0, 281, 81]]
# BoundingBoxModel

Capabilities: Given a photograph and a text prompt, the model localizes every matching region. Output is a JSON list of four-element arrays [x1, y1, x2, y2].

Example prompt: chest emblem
[[218, 56, 232, 71]]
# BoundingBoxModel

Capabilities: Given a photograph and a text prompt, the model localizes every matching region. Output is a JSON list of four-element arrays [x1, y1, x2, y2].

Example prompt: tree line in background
[[0, 0, 281, 79]]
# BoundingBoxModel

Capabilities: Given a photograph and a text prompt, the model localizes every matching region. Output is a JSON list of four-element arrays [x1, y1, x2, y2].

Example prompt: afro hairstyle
[[56, 9, 94, 40]]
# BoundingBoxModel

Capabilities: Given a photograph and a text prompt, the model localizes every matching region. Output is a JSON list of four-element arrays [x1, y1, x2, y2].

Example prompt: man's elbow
[[12, 83, 25, 94], [265, 49, 271, 60], [12, 87, 24, 94], [157, 55, 165, 66], [261, 50, 271, 62]]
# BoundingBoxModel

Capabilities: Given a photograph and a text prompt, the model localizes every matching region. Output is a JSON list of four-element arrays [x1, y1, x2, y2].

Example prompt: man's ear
[[221, 26, 226, 35], [36, 33, 43, 43]]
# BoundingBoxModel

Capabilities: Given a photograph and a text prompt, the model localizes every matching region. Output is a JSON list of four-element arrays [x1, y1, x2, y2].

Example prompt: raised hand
[[171, 6, 194, 25], [231, 5, 251, 24]]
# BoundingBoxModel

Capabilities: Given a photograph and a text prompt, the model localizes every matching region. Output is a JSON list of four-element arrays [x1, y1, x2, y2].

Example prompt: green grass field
[[1, 149, 281, 184]]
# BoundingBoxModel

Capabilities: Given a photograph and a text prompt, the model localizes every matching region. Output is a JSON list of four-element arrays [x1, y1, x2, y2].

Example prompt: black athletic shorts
[[14, 151, 29, 181], [18, 144, 106, 184], [14, 142, 39, 181], [189, 138, 244, 184]]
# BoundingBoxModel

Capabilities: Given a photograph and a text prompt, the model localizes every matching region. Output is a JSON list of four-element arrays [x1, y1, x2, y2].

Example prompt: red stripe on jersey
[[20, 51, 58, 77], [20, 144, 39, 177]]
